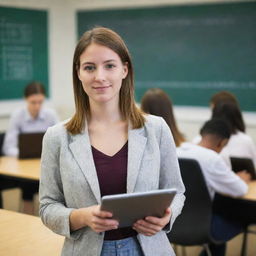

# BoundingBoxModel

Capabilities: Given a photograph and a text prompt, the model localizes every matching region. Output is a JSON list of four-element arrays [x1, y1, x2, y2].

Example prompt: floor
[[3, 188, 256, 256]]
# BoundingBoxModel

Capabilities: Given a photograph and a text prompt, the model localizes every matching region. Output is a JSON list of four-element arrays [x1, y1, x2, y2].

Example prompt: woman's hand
[[132, 208, 172, 236], [70, 205, 119, 233]]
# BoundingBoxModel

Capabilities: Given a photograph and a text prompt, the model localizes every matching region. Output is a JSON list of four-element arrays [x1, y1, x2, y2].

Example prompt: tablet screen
[[100, 188, 177, 228]]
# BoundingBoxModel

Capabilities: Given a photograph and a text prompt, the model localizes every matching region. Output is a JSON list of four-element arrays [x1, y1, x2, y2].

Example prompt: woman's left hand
[[132, 207, 172, 236]]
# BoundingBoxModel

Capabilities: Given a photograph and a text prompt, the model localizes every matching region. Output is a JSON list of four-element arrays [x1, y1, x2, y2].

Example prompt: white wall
[[0, 0, 255, 142]]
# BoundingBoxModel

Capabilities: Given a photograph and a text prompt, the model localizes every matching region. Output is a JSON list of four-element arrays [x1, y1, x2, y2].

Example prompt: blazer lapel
[[127, 126, 147, 193], [69, 130, 101, 204]]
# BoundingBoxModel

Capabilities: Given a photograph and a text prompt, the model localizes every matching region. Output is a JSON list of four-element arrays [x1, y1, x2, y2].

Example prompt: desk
[[0, 209, 64, 255], [0, 157, 40, 208], [0, 157, 40, 180]]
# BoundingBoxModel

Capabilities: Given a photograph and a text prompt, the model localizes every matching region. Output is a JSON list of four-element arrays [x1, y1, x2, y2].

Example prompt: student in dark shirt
[[39, 27, 185, 256]]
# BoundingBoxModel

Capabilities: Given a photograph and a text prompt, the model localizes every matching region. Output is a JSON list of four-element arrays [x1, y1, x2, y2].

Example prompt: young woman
[[212, 102, 256, 168], [140, 88, 185, 147], [3, 81, 58, 214], [39, 27, 185, 256]]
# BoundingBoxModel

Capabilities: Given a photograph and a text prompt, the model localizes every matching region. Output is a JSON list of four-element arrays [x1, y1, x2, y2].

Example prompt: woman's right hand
[[70, 205, 119, 233]]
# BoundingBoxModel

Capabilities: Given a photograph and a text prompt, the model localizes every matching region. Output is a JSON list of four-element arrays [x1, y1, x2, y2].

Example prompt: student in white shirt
[[3, 82, 58, 157], [194, 91, 256, 168], [211, 102, 256, 168], [177, 119, 251, 256], [2, 81, 58, 214]]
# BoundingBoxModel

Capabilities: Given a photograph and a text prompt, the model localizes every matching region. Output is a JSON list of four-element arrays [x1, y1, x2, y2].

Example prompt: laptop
[[230, 157, 256, 180], [18, 132, 45, 159]]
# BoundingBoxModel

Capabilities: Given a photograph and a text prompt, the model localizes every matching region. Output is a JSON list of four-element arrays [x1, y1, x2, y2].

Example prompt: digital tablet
[[100, 188, 177, 228]]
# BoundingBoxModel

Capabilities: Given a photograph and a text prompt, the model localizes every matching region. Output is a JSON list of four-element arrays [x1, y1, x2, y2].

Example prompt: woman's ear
[[122, 62, 128, 79], [77, 69, 81, 81]]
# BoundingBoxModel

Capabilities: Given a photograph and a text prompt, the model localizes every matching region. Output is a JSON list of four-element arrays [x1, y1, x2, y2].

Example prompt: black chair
[[0, 132, 5, 207], [0, 132, 18, 208], [230, 157, 256, 180], [230, 156, 256, 256], [168, 158, 222, 256], [0, 132, 5, 156]]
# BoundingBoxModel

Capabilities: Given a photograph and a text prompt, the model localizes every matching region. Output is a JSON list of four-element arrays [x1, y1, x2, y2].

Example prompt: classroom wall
[[0, 0, 255, 142]]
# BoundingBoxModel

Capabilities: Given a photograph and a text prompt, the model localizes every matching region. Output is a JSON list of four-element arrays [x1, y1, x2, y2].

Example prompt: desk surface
[[0, 157, 255, 200], [0, 209, 64, 256], [0, 157, 40, 180], [243, 180, 256, 201]]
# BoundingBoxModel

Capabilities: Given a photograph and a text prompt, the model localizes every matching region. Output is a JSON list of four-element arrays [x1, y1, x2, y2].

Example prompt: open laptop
[[230, 157, 256, 180], [18, 132, 45, 159]]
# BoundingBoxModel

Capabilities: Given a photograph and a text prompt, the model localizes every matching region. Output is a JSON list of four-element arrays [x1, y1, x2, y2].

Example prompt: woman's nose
[[94, 67, 106, 82]]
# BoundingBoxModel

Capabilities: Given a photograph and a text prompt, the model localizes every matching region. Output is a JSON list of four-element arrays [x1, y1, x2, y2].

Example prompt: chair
[[230, 156, 256, 256], [213, 192, 256, 256], [230, 157, 256, 180], [0, 132, 5, 156], [168, 158, 221, 256], [0, 133, 18, 208]]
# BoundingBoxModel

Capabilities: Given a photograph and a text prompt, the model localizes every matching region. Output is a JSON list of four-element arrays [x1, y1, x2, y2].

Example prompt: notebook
[[18, 132, 45, 159]]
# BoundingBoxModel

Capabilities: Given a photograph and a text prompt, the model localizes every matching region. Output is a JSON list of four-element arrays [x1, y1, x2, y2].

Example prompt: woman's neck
[[89, 100, 122, 124]]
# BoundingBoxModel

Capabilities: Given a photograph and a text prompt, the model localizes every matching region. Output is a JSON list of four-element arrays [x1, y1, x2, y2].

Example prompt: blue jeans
[[101, 237, 144, 256]]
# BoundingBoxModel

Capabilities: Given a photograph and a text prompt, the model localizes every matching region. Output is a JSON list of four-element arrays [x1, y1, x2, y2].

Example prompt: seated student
[[140, 88, 185, 146], [209, 90, 239, 109], [2, 81, 58, 214], [177, 119, 251, 256], [3, 81, 58, 156], [212, 102, 256, 169]]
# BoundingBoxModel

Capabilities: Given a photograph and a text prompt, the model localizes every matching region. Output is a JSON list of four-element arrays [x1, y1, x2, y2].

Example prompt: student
[[3, 81, 58, 214], [212, 102, 256, 168], [3, 81, 58, 157], [209, 90, 239, 109], [39, 27, 185, 256], [140, 88, 185, 147], [177, 119, 251, 256]]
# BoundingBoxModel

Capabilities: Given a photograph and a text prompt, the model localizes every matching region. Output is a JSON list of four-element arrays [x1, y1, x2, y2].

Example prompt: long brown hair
[[210, 91, 239, 108], [66, 27, 145, 134], [141, 88, 185, 146], [211, 102, 245, 134]]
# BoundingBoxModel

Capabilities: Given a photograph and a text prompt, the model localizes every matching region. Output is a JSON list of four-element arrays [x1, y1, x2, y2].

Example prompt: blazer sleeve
[[39, 126, 83, 240], [158, 118, 186, 232]]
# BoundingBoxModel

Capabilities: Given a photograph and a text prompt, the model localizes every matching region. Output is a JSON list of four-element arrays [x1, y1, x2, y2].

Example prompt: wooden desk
[[243, 181, 256, 201], [0, 209, 64, 256], [0, 157, 40, 180]]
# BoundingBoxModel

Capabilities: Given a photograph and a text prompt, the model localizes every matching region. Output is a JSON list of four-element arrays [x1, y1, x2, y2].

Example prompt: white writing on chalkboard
[[2, 46, 33, 80], [0, 19, 33, 80], [0, 19, 32, 44], [137, 81, 256, 90]]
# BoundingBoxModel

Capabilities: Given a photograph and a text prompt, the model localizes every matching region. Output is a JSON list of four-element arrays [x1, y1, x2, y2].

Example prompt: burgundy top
[[91, 141, 137, 240]]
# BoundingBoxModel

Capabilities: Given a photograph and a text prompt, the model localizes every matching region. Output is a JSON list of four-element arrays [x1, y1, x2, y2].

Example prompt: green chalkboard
[[77, 2, 256, 111], [0, 7, 48, 100]]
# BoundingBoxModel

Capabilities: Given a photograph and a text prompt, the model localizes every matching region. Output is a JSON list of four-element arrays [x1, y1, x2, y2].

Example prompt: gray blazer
[[39, 115, 185, 256]]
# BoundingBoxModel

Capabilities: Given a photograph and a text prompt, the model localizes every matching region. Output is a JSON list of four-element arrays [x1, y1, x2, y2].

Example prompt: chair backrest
[[0, 132, 5, 156], [230, 157, 256, 180], [168, 158, 216, 246]]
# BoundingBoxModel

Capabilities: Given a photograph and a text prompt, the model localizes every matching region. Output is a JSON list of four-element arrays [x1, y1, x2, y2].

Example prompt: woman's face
[[26, 93, 45, 118], [77, 43, 128, 106]]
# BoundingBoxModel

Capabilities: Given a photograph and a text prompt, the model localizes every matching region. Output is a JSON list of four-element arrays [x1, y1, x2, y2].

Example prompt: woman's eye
[[84, 65, 95, 71], [105, 64, 115, 69]]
